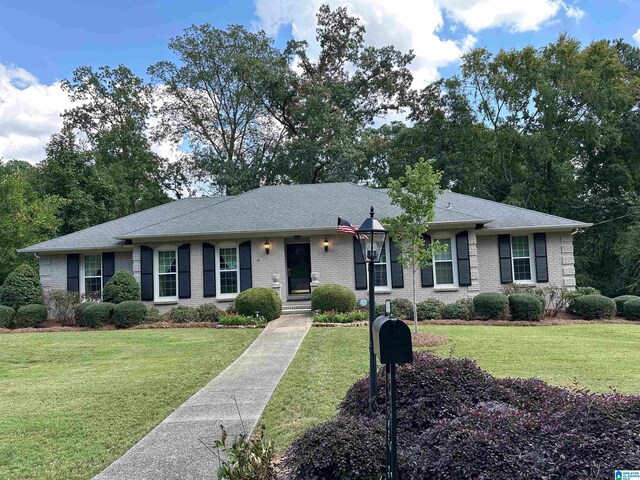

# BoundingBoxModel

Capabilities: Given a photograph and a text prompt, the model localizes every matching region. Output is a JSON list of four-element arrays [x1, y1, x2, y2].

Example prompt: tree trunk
[[412, 267, 418, 333]]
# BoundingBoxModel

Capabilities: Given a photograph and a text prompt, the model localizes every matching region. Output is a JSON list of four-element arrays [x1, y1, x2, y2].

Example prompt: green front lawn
[[0, 329, 260, 480], [261, 324, 640, 452]]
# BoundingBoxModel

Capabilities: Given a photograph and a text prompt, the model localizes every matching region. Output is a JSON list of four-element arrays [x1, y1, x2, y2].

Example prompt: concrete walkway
[[94, 314, 312, 480]]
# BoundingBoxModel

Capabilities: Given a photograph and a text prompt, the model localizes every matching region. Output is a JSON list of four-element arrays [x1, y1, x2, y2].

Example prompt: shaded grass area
[[261, 324, 640, 452], [0, 329, 260, 480]]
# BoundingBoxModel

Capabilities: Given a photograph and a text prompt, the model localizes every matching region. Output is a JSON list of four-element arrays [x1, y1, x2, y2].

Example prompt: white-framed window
[[82, 254, 102, 298], [511, 235, 535, 282], [216, 244, 240, 299], [369, 239, 391, 292], [433, 237, 457, 287], [154, 247, 178, 301]]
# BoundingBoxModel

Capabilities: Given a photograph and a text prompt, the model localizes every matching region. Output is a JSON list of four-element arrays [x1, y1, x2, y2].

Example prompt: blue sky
[[0, 0, 639, 162]]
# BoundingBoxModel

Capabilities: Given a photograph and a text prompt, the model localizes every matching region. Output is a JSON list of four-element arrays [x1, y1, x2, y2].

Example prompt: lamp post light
[[357, 206, 388, 411]]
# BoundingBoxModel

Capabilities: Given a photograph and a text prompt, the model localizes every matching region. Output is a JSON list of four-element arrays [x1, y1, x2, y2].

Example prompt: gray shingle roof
[[20, 183, 590, 253]]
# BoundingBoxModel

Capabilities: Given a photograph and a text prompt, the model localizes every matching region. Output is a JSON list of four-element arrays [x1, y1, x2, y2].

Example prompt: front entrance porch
[[286, 241, 312, 296]]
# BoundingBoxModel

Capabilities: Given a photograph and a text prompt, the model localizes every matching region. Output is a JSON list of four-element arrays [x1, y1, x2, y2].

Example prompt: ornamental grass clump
[[283, 351, 640, 480]]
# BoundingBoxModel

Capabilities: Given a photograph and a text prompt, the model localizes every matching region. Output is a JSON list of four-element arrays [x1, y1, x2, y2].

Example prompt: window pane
[[85, 277, 102, 295], [159, 274, 177, 297], [511, 236, 530, 258], [513, 258, 532, 281], [220, 248, 238, 270], [158, 251, 177, 274], [84, 254, 101, 277], [220, 271, 238, 294], [435, 261, 454, 285], [434, 239, 452, 261], [377, 243, 387, 263], [374, 264, 388, 287]]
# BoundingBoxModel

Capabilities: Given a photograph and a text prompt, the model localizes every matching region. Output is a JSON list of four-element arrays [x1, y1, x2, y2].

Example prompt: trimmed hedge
[[197, 303, 223, 322], [314, 311, 368, 323], [102, 271, 141, 304], [218, 314, 266, 326], [169, 306, 200, 323], [509, 293, 544, 321], [569, 294, 616, 320], [416, 299, 444, 320], [311, 284, 356, 313], [473, 292, 509, 320], [81, 302, 115, 328], [15, 304, 48, 328], [0, 305, 15, 328], [113, 301, 147, 328], [622, 298, 640, 320], [74, 302, 94, 325], [235, 287, 282, 321], [613, 295, 640, 313], [0, 264, 44, 310], [441, 301, 471, 320]]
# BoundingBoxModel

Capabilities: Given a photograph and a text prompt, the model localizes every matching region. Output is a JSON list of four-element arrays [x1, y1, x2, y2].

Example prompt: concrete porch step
[[282, 303, 312, 315]]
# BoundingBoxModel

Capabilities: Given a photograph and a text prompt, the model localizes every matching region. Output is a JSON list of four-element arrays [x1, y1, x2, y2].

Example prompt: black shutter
[[353, 236, 367, 290], [102, 252, 115, 287], [534, 233, 549, 283], [239, 241, 252, 291], [420, 234, 434, 287], [389, 238, 404, 288], [178, 243, 191, 299], [498, 234, 513, 284], [455, 231, 472, 287], [202, 243, 216, 297], [140, 246, 154, 301], [67, 254, 80, 292]]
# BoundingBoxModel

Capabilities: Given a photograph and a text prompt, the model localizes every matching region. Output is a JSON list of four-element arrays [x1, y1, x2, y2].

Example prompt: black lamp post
[[357, 206, 388, 411]]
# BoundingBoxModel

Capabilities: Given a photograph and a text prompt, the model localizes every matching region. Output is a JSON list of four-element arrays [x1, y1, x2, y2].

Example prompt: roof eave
[[475, 223, 592, 235]]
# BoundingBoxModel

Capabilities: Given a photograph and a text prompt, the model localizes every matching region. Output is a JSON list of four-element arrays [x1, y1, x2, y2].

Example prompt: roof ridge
[[444, 191, 583, 223]]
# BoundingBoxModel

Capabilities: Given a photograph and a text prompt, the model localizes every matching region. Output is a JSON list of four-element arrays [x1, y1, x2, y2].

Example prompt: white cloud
[[633, 28, 640, 46], [255, 0, 582, 87], [0, 64, 72, 163]]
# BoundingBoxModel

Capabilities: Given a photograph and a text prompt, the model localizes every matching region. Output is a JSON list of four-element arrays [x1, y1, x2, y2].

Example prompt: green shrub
[[145, 306, 163, 323], [0, 264, 44, 310], [390, 298, 412, 319], [111, 301, 147, 328], [81, 302, 115, 328], [509, 293, 544, 321], [218, 314, 266, 326], [235, 287, 282, 321], [74, 302, 94, 325], [622, 298, 640, 320], [169, 306, 200, 323], [473, 292, 509, 320], [416, 299, 444, 320], [102, 271, 141, 304], [15, 304, 48, 328], [44, 290, 79, 326], [314, 311, 368, 323], [197, 303, 223, 322], [566, 286, 601, 311], [569, 295, 616, 320], [311, 284, 356, 313], [441, 301, 471, 320], [0, 305, 15, 328], [613, 295, 640, 313]]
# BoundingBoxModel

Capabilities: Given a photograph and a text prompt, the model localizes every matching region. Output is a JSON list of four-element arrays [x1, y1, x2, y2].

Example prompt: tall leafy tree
[[149, 25, 287, 195]]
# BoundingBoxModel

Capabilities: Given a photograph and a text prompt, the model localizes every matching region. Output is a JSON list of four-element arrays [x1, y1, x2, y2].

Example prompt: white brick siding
[[38, 229, 577, 311]]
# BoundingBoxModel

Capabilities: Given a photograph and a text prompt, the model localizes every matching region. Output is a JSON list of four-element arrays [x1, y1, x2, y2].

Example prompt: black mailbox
[[372, 315, 413, 365]]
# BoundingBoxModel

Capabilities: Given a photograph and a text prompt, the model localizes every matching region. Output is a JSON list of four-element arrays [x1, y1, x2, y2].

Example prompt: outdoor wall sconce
[[324, 238, 329, 252], [264, 240, 270, 255]]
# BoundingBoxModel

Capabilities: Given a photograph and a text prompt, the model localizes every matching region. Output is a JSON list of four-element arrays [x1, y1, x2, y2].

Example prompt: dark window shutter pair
[[239, 241, 252, 291], [178, 244, 191, 299], [388, 239, 404, 289], [102, 252, 115, 287], [353, 237, 367, 290], [202, 243, 216, 297], [67, 254, 80, 292], [498, 233, 548, 283], [455, 232, 472, 287], [420, 235, 433, 287]]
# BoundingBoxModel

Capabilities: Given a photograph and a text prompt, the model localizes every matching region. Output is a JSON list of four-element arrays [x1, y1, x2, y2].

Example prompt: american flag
[[337, 217, 358, 235]]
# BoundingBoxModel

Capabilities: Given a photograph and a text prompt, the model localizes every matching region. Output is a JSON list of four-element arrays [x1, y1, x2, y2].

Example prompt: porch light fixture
[[356, 206, 388, 412], [264, 241, 270, 255], [323, 238, 329, 252]]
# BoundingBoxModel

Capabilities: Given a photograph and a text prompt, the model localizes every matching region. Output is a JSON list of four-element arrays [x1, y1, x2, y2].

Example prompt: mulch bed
[[0, 320, 264, 334], [411, 332, 447, 347]]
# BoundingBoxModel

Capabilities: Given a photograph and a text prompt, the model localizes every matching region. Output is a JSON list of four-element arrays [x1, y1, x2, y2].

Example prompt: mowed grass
[[261, 324, 640, 452], [0, 328, 260, 480]]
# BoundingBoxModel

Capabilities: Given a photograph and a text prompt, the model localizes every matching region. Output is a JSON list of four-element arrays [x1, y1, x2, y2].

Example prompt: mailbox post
[[372, 314, 413, 480]]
